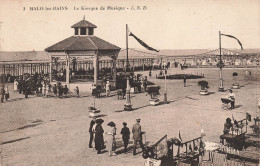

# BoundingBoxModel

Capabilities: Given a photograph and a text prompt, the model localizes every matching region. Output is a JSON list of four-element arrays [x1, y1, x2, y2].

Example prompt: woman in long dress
[[4, 85, 9, 101], [95, 119, 104, 154], [106, 121, 117, 156], [13, 79, 18, 92], [105, 81, 110, 97], [42, 84, 46, 98]]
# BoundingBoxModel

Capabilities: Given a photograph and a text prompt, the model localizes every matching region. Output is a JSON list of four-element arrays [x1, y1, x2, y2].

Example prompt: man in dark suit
[[132, 119, 145, 155], [89, 117, 96, 148]]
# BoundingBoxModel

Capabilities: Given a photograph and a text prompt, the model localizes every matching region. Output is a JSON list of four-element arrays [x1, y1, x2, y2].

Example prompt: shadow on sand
[[114, 104, 150, 113]]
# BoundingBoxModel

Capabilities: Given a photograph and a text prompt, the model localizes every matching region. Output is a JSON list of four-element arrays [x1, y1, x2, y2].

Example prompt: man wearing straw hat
[[132, 118, 145, 155]]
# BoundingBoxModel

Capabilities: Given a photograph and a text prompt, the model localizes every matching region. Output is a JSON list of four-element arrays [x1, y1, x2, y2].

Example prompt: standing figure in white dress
[[13, 79, 18, 92]]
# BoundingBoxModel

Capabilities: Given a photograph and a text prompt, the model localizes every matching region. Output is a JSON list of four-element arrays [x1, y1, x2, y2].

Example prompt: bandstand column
[[93, 52, 98, 84], [112, 54, 117, 87], [50, 56, 53, 82], [143, 59, 145, 70], [65, 53, 70, 84]]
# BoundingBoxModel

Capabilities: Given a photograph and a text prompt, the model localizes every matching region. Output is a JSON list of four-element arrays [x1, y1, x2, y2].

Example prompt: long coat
[[95, 124, 104, 149], [132, 123, 142, 140]]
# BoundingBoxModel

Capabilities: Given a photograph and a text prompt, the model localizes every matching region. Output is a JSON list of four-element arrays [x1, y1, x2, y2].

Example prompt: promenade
[[0, 67, 259, 166]]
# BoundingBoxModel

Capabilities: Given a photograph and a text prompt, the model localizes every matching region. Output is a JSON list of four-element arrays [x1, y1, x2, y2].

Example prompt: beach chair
[[226, 160, 244, 166], [144, 158, 161, 166], [199, 162, 212, 166], [177, 161, 191, 166], [221, 98, 232, 110], [199, 152, 213, 166], [211, 152, 227, 166]]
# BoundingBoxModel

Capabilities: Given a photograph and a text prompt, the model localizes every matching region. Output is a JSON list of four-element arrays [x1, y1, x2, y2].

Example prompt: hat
[[96, 119, 104, 124], [136, 119, 140, 122], [107, 121, 116, 127], [226, 118, 231, 123], [123, 122, 127, 126]]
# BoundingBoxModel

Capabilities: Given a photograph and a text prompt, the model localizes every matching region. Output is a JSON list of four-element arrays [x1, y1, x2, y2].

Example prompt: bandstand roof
[[45, 36, 120, 52], [71, 19, 97, 28]]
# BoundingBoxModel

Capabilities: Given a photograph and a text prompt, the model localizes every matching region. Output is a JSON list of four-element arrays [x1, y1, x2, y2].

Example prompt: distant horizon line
[[1, 47, 260, 52]]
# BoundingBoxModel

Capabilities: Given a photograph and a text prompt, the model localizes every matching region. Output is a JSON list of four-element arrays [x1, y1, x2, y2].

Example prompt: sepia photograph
[[0, 0, 259, 165]]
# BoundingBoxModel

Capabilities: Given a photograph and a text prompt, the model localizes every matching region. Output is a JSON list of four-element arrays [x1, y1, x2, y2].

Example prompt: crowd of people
[[0, 73, 81, 102], [177, 54, 260, 67], [1, 70, 151, 103], [89, 117, 145, 156]]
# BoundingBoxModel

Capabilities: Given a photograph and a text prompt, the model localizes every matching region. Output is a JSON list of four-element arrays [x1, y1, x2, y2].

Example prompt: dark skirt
[[95, 134, 104, 150]]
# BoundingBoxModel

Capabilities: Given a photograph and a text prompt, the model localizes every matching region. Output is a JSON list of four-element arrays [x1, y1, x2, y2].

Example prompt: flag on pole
[[221, 34, 243, 50], [129, 31, 159, 52], [246, 113, 252, 122], [201, 128, 206, 137], [179, 130, 182, 142], [177, 146, 180, 156]]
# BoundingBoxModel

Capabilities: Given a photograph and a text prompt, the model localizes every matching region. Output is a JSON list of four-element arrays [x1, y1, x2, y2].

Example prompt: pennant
[[246, 113, 251, 122], [129, 32, 159, 52], [221, 34, 243, 50], [179, 130, 182, 142], [201, 128, 206, 137], [232, 114, 235, 121]]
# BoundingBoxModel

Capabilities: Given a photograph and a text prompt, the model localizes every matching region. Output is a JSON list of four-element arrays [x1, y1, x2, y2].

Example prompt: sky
[[0, 0, 259, 51]]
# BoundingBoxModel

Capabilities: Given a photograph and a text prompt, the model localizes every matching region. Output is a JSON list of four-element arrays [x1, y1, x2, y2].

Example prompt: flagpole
[[126, 24, 129, 71], [246, 112, 248, 133], [163, 57, 167, 104], [218, 31, 224, 92], [124, 24, 132, 111]]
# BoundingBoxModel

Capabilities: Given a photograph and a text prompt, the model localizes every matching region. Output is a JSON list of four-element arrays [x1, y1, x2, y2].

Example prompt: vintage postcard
[[0, 0, 259, 166]]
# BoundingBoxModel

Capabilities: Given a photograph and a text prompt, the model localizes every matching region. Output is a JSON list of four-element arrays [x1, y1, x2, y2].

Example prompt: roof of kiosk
[[71, 19, 97, 28], [45, 36, 120, 52]]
